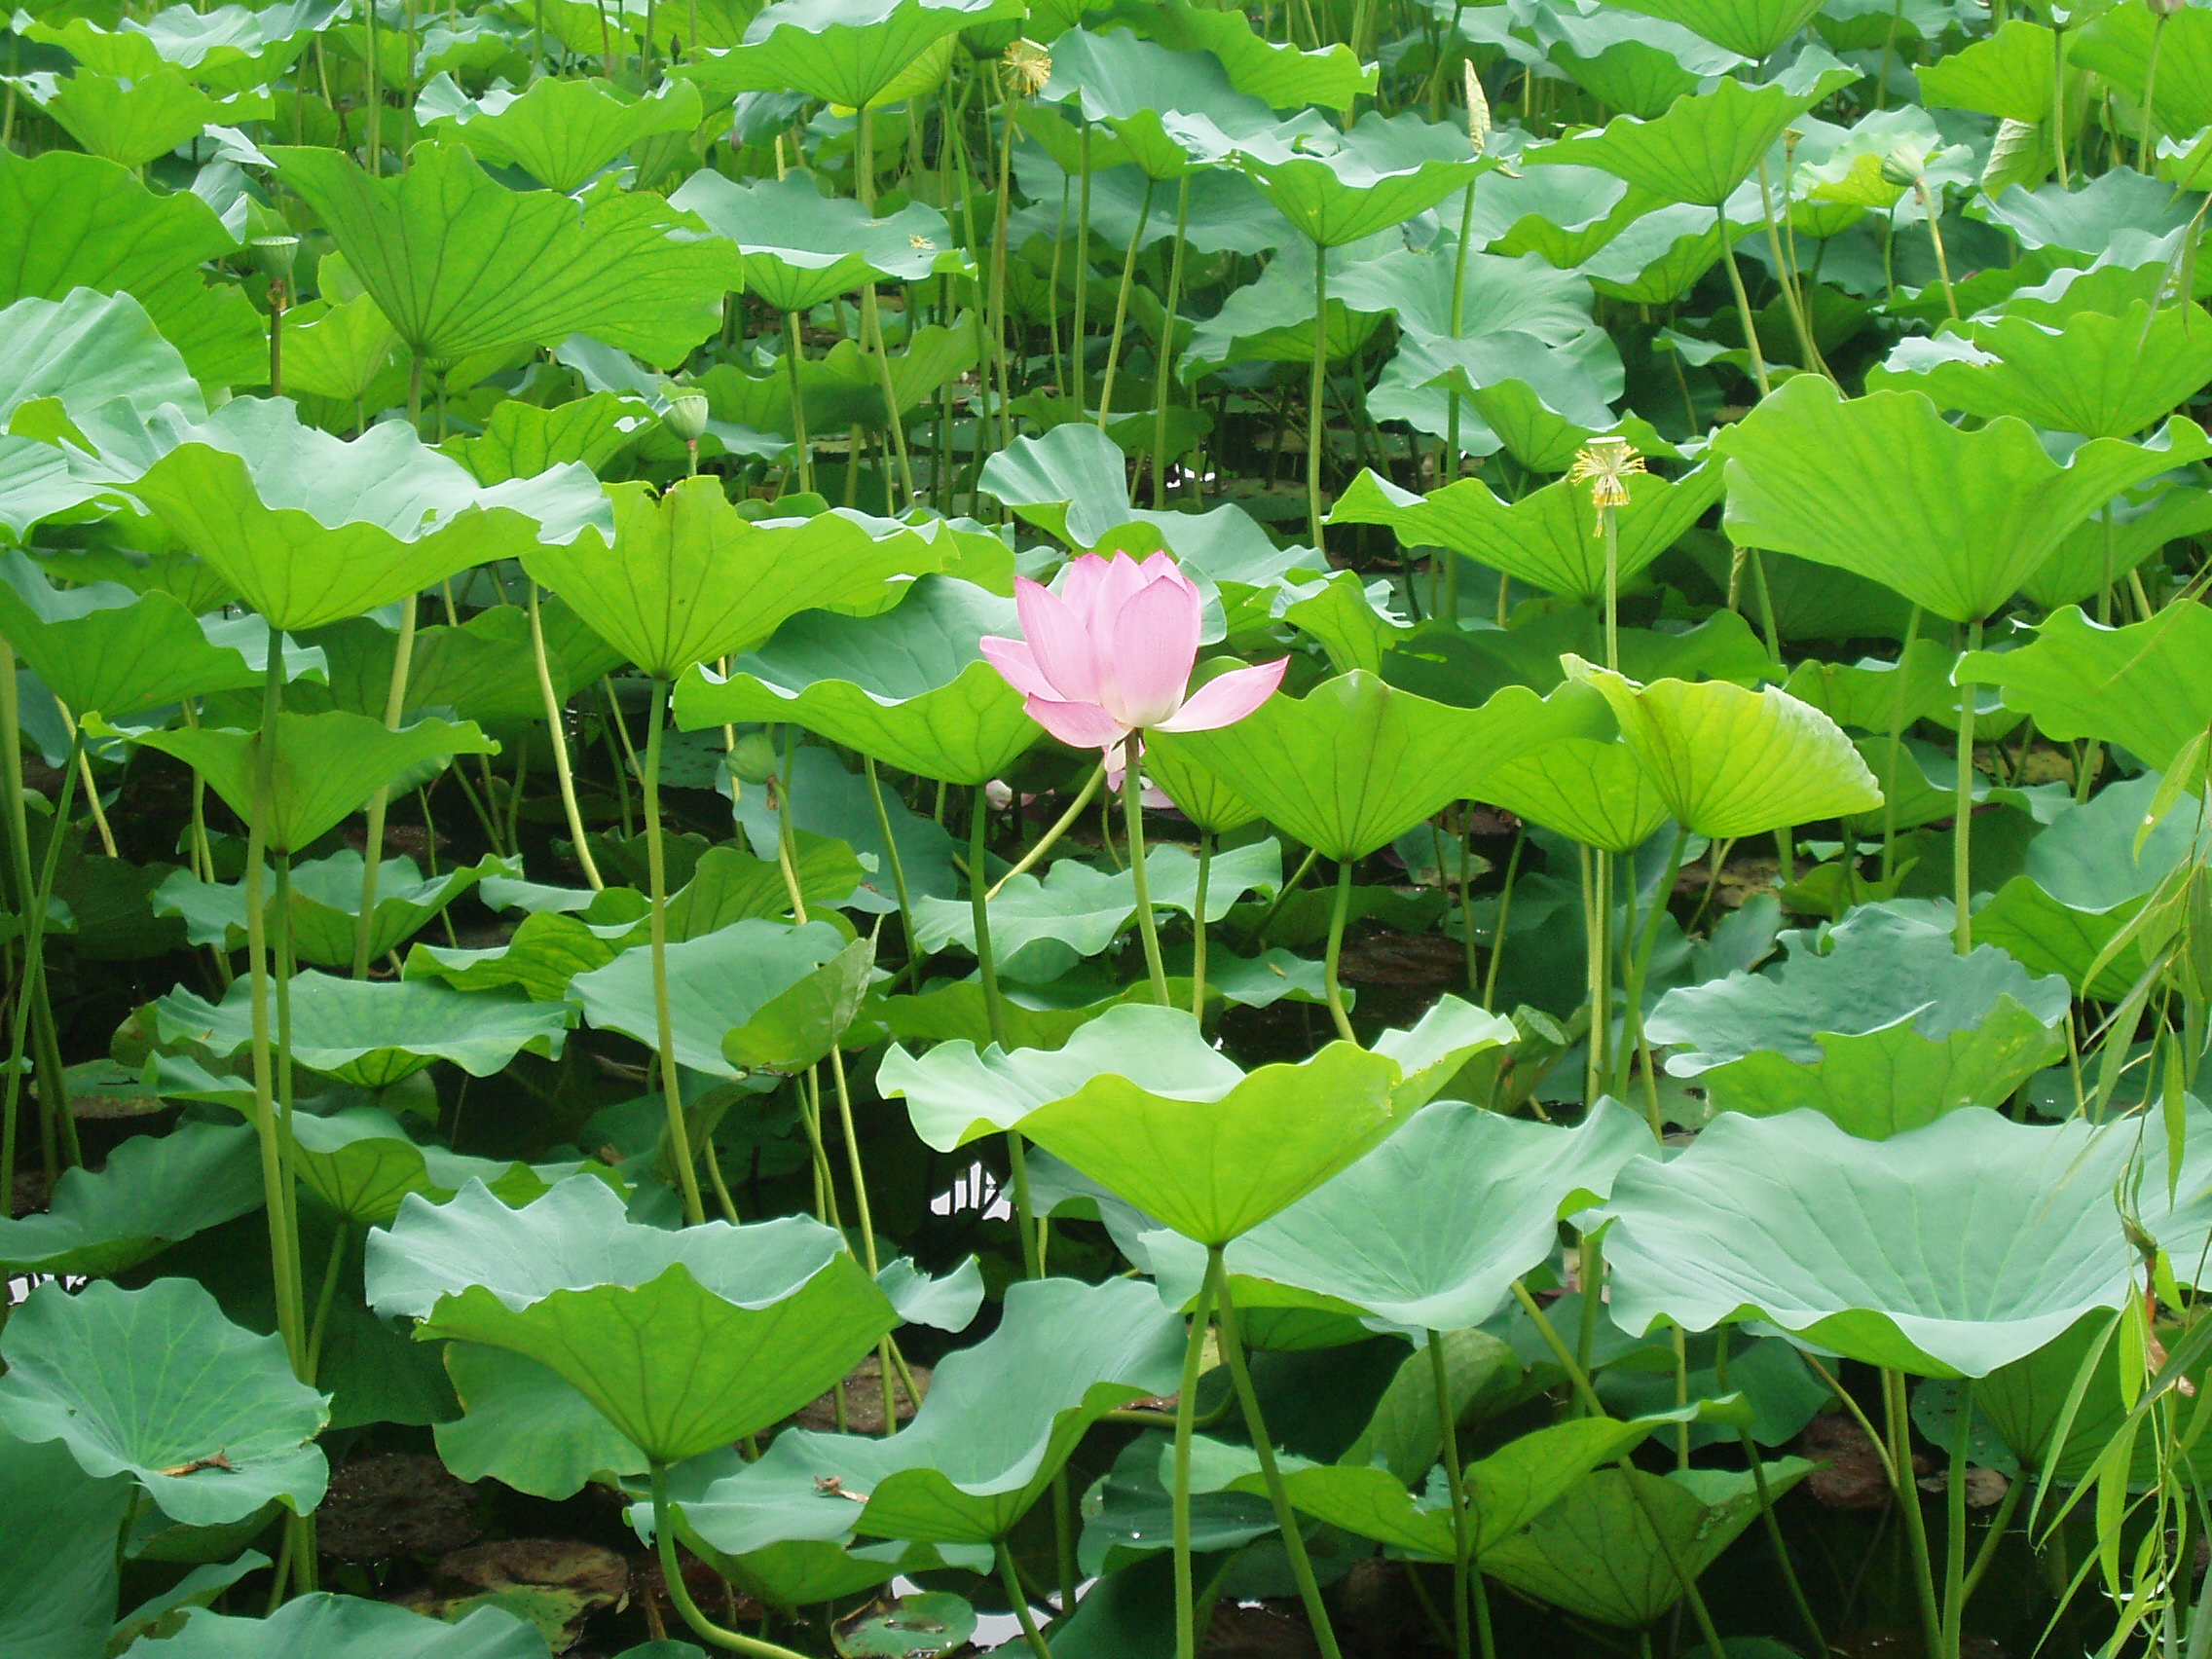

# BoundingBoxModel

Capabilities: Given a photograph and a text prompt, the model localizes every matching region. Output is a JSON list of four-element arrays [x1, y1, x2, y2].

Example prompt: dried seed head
[[1463, 62, 1491, 155], [1003, 39, 1052, 96], [1567, 435, 1645, 517]]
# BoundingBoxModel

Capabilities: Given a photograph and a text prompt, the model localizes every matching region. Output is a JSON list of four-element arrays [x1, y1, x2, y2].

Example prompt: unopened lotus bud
[[728, 731, 779, 786], [662, 389, 711, 444], [2150, 0, 2186, 18], [984, 778, 1014, 811], [249, 234, 300, 284], [1879, 143, 1927, 188], [1463, 62, 1491, 156]]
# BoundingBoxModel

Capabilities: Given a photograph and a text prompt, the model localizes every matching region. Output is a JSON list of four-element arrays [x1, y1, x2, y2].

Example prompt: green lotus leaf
[[1647, 903, 2071, 1133], [908, 840, 1281, 981], [435, 1343, 649, 1501], [22, 0, 333, 92], [1540, 7, 1746, 119], [1527, 67, 1849, 205], [0, 1121, 261, 1278], [1468, 684, 1672, 854], [677, 0, 1025, 111], [1201, 1414, 1662, 1565], [0, 287, 202, 426], [0, 149, 264, 385], [1916, 18, 2065, 122], [1972, 774, 2194, 998], [523, 480, 942, 680], [1226, 110, 1485, 247], [103, 711, 497, 855], [670, 170, 966, 314], [1144, 0, 1374, 109], [365, 1175, 898, 1462], [442, 392, 653, 484], [293, 1106, 612, 1226], [0, 435, 102, 537], [128, 1595, 552, 1658], [910, 999, 1508, 1243], [1483, 1461, 1813, 1627], [1330, 460, 1724, 603], [403, 909, 631, 1002], [0, 1277, 329, 1527], [18, 64, 234, 170], [721, 934, 876, 1076], [881, 993, 1503, 1166], [1178, 1097, 1654, 1333], [1958, 602, 2212, 770], [663, 1276, 1183, 1550], [673, 576, 1038, 784], [154, 973, 571, 1088], [866, 977, 1201, 1051], [298, 603, 624, 727], [154, 851, 516, 968], [1578, 190, 1761, 307], [1410, 329, 1632, 473], [414, 74, 702, 193], [1717, 376, 2212, 624], [1868, 299, 2212, 440], [1602, 1107, 2136, 1376], [0, 549, 277, 720], [1011, 145, 1296, 260], [1603, 0, 1825, 59], [272, 142, 742, 370], [1043, 27, 1281, 180], [1564, 656, 1881, 837], [571, 917, 851, 1077], [1779, 637, 1956, 733], [1147, 672, 1599, 863], [86, 398, 609, 632], [0, 1431, 129, 1659], [2072, 3, 2212, 140], [2022, 484, 2212, 612], [279, 292, 404, 407], [1379, 608, 1770, 708]]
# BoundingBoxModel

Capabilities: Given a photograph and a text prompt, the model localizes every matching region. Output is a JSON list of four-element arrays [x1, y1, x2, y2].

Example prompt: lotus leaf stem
[[642, 677, 707, 1227], [1172, 1247, 1223, 1659], [1428, 1331, 1474, 1659], [528, 582, 603, 890], [862, 756, 921, 982], [1885, 1366, 1948, 1659], [1096, 174, 1156, 431], [351, 597, 420, 977], [648, 1462, 816, 1659], [987, 762, 1106, 899], [1322, 857, 1357, 1043], [1214, 1255, 1346, 1659], [1954, 617, 1983, 954], [997, 1538, 1055, 1659], [1152, 173, 1194, 509]]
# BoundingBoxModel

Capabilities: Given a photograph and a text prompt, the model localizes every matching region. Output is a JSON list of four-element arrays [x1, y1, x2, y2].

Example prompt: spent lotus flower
[[979, 551, 1288, 755]]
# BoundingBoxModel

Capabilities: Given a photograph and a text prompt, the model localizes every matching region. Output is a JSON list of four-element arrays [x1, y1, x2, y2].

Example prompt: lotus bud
[[727, 731, 780, 787], [1463, 62, 1491, 156], [661, 387, 711, 445], [249, 234, 301, 285], [2150, 0, 2185, 18], [1879, 143, 1928, 188], [983, 778, 1014, 811]]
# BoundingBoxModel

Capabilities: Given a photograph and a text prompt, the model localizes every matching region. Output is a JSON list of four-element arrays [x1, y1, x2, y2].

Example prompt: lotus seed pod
[[728, 730, 780, 785], [662, 389, 711, 444]]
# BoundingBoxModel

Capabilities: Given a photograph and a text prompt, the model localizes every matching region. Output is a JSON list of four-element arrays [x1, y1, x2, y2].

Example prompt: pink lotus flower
[[979, 552, 1287, 752]]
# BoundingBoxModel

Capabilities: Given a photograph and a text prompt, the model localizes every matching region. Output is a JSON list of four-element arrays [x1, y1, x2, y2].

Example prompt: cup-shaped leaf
[[273, 142, 744, 369], [1648, 903, 2072, 1133], [1716, 375, 2212, 623], [674, 576, 1038, 784], [1483, 1461, 1813, 1627], [571, 917, 851, 1077], [884, 1000, 1512, 1244], [1604, 0, 1825, 58], [1602, 1107, 2137, 1376], [0, 287, 203, 426], [0, 549, 275, 720], [366, 1176, 898, 1463], [1329, 461, 1724, 604], [0, 1277, 330, 1527], [414, 74, 702, 194], [154, 973, 571, 1088], [125, 1594, 551, 1658], [663, 1276, 1183, 1550], [1227, 110, 1485, 247], [524, 481, 943, 680], [1152, 1098, 1653, 1333], [1867, 299, 2212, 440], [1043, 27, 1281, 181], [106, 711, 497, 855], [679, 0, 1025, 110], [0, 1433, 129, 1659], [1526, 71, 1843, 204], [672, 170, 968, 314], [1566, 655, 1881, 838], [0, 1121, 261, 1278], [1145, 671, 1601, 863], [88, 398, 609, 632], [1475, 687, 1675, 854], [295, 1107, 613, 1227], [1959, 603, 2212, 773], [155, 850, 518, 969]]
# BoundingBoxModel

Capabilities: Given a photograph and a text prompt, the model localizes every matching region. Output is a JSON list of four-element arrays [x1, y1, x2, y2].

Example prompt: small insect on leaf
[[156, 1451, 237, 1478]]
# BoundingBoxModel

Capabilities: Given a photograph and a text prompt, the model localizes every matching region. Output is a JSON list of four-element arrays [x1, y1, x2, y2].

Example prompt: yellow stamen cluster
[[1568, 435, 1646, 519]]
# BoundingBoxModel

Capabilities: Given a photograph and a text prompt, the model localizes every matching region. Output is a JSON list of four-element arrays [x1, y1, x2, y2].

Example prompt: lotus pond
[[5, 0, 2212, 1654]]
